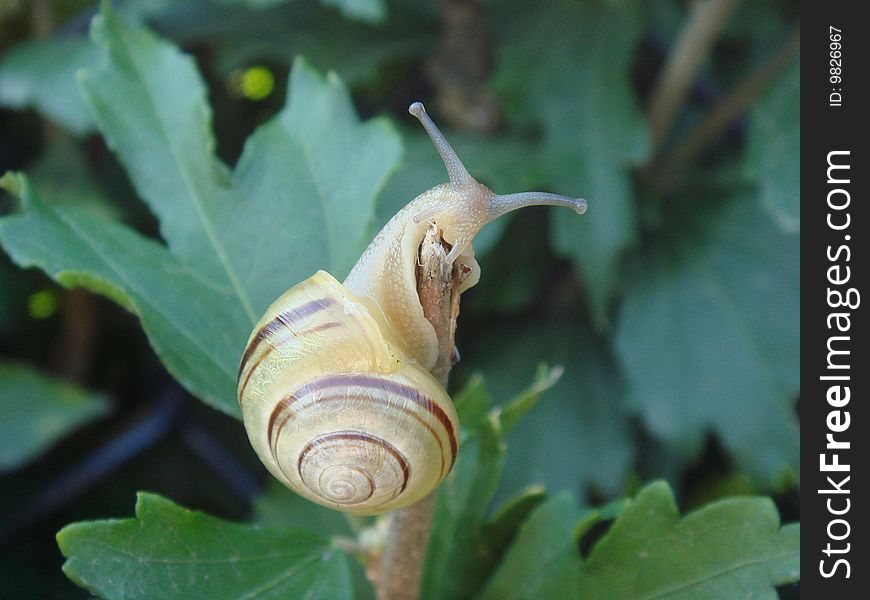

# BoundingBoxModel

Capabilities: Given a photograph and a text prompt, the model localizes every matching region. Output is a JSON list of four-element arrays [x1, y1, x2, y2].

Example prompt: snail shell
[[238, 102, 586, 514], [238, 271, 457, 514]]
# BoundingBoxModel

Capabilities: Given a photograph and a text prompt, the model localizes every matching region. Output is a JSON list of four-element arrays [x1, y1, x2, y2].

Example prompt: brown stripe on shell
[[269, 374, 458, 471], [268, 397, 295, 462], [297, 431, 410, 497], [237, 297, 335, 381], [318, 374, 458, 467], [238, 321, 341, 401], [266, 378, 324, 453], [269, 392, 448, 478]]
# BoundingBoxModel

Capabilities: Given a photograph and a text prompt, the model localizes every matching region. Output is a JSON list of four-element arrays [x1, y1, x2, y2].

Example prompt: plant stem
[[31, 0, 54, 38], [32, 0, 98, 383], [375, 495, 437, 600], [647, 0, 742, 152], [375, 225, 463, 600], [51, 288, 99, 382], [646, 27, 800, 194], [428, 0, 500, 133]]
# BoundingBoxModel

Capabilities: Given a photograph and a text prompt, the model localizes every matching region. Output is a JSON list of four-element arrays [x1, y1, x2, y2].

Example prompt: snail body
[[238, 102, 586, 515]]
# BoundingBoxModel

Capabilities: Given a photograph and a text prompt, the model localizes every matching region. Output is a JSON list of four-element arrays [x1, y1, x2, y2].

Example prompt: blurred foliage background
[[0, 0, 798, 597]]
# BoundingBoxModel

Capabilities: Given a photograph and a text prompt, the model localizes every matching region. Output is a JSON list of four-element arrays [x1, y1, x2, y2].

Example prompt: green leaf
[[481, 486, 547, 544], [58, 492, 356, 599], [492, 0, 649, 324], [252, 482, 375, 600], [0, 172, 250, 416], [212, 0, 295, 8], [422, 379, 505, 600], [459, 313, 633, 501], [0, 362, 109, 471], [0, 37, 99, 135], [452, 373, 490, 427], [422, 370, 569, 600], [481, 493, 586, 600], [472, 486, 548, 592], [321, 0, 387, 24], [469, 208, 557, 313], [498, 364, 563, 435], [0, 6, 401, 416], [252, 479, 354, 538], [28, 134, 123, 222], [576, 482, 799, 598], [482, 482, 800, 599], [746, 58, 800, 233], [208, 0, 388, 24], [614, 189, 799, 485], [78, 6, 236, 304], [143, 1, 431, 85], [79, 7, 399, 306]]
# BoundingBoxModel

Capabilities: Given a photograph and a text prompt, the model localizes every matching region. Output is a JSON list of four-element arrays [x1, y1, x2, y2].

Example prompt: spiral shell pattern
[[237, 271, 458, 515]]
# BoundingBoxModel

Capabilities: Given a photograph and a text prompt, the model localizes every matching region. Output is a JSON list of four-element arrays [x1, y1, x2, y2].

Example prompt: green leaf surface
[[472, 486, 548, 593], [492, 0, 649, 323], [58, 492, 355, 600], [482, 482, 799, 599], [321, 0, 386, 24], [614, 190, 799, 485], [479, 486, 547, 551], [460, 313, 633, 501], [746, 58, 800, 233], [251, 483, 375, 600], [0, 37, 99, 135], [28, 135, 123, 222], [80, 7, 398, 310], [209, 0, 387, 24], [79, 6, 400, 301], [145, 0, 431, 84], [78, 8, 238, 305], [0, 172, 250, 415], [0, 6, 402, 416], [422, 370, 564, 600], [0, 362, 109, 471], [481, 493, 586, 600], [575, 482, 800, 599], [498, 364, 563, 435], [252, 479, 354, 538], [212, 0, 294, 8], [451, 373, 489, 428], [469, 208, 558, 313], [422, 379, 505, 600]]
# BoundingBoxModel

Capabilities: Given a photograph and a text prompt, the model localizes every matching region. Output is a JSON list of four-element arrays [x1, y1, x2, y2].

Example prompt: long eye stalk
[[489, 192, 587, 219], [409, 102, 472, 185]]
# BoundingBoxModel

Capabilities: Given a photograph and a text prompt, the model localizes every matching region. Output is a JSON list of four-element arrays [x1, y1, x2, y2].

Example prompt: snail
[[237, 102, 587, 515]]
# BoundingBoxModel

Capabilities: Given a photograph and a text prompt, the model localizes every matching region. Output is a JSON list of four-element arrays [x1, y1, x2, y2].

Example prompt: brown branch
[[647, 0, 742, 152], [427, 0, 500, 133], [50, 288, 99, 382], [32, 0, 98, 380], [645, 27, 800, 194], [30, 0, 53, 38], [374, 225, 463, 600], [32, 5, 97, 383]]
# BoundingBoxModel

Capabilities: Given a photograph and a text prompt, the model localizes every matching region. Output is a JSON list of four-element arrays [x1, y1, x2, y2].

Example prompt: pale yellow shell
[[237, 102, 585, 515], [238, 271, 458, 515]]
